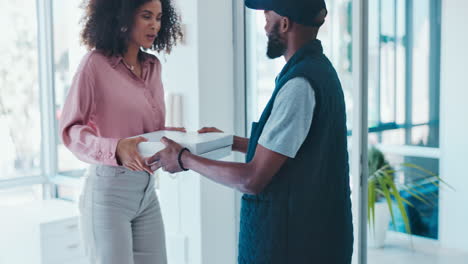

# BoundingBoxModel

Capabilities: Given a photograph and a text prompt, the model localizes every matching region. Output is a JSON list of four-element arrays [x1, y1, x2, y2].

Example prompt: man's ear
[[280, 16, 291, 33]]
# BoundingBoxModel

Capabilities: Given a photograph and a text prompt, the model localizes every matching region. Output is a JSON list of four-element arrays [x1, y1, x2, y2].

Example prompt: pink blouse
[[59, 50, 166, 166]]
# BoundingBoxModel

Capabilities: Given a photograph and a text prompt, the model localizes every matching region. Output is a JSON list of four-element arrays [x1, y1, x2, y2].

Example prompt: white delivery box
[[136, 131, 233, 160]]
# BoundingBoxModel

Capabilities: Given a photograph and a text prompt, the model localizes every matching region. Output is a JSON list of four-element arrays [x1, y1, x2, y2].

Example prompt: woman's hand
[[116, 137, 152, 174], [165, 127, 187, 132], [197, 127, 223, 133]]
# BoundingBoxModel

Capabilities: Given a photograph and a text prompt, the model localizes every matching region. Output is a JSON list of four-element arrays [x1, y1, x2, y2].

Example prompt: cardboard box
[[136, 131, 233, 160]]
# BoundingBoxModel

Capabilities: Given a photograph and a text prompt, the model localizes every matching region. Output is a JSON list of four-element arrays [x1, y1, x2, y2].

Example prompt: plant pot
[[367, 201, 391, 248]]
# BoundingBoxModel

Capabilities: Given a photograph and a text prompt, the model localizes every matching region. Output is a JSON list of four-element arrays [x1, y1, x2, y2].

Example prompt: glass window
[[321, 0, 353, 129], [53, 0, 87, 175], [382, 154, 440, 239], [370, 0, 439, 149], [368, 0, 441, 253], [380, 0, 397, 124], [409, 0, 439, 148], [246, 10, 285, 129], [246, 0, 354, 131], [0, 0, 42, 180], [56, 183, 82, 202]]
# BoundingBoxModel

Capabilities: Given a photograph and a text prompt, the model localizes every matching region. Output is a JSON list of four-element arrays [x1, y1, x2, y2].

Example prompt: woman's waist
[[88, 164, 148, 175], [95, 126, 165, 139], [85, 164, 155, 193]]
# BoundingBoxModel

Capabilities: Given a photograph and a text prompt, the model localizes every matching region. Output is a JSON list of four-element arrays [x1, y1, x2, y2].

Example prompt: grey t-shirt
[[258, 77, 315, 158]]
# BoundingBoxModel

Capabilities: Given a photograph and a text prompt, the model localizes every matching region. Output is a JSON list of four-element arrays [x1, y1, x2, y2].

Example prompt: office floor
[[368, 232, 468, 264]]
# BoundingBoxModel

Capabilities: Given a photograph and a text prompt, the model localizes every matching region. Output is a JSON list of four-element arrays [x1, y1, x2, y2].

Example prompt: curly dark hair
[[81, 0, 182, 55]]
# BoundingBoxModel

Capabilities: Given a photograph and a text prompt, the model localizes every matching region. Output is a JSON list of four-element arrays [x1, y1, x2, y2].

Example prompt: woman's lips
[[146, 34, 156, 42]]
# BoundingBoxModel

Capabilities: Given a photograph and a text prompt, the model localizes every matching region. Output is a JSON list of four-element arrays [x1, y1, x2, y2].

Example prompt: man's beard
[[266, 22, 286, 59]]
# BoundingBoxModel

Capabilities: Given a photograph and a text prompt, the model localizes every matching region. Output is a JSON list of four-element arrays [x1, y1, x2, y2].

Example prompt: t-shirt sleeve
[[258, 77, 315, 158]]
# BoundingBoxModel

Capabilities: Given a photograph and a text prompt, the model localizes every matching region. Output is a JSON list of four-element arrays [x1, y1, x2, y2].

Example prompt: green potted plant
[[367, 147, 451, 248]]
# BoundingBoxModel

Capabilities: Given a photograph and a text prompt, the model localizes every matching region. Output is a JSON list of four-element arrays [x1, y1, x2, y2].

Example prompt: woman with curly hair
[[59, 0, 183, 263]]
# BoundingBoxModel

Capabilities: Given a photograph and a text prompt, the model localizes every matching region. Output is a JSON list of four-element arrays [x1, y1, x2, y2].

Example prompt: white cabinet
[[0, 199, 88, 264]]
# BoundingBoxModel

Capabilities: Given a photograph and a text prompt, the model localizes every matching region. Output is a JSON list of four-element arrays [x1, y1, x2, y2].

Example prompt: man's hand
[[198, 127, 248, 153], [148, 137, 185, 173], [116, 137, 152, 174], [198, 127, 223, 133]]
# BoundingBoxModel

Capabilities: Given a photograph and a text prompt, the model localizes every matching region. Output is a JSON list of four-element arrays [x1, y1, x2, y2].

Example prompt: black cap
[[245, 0, 327, 27]]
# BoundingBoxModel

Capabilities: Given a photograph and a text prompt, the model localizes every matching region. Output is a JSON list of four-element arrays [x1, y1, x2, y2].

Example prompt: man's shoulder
[[277, 77, 314, 100], [282, 77, 312, 87]]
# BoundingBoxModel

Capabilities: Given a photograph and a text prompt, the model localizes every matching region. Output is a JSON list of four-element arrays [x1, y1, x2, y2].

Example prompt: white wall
[[439, 0, 468, 253], [197, 1, 237, 263], [158, 0, 238, 263]]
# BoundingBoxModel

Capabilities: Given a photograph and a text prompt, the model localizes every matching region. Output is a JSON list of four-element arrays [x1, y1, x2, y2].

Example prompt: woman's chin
[[142, 43, 153, 50]]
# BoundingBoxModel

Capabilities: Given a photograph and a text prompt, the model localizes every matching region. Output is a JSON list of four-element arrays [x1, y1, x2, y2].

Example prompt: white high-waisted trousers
[[79, 164, 167, 264]]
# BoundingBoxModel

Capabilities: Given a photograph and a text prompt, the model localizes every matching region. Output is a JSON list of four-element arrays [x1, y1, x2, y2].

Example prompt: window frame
[[0, 0, 58, 199]]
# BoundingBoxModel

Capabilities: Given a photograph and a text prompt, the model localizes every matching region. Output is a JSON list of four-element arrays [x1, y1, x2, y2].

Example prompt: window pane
[[381, 128, 406, 145], [246, 10, 285, 128], [368, 0, 381, 126], [0, 0, 41, 179], [53, 0, 87, 174], [246, 0, 354, 130], [367, 2, 441, 261], [395, 0, 406, 125], [320, 0, 353, 130], [56, 183, 82, 202], [368, 151, 441, 261], [380, 0, 397, 124], [385, 154, 440, 239], [409, 0, 439, 148], [412, 1, 430, 125], [371, 0, 439, 149]]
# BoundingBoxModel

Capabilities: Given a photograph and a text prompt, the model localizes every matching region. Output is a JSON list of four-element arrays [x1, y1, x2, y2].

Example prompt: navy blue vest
[[238, 40, 353, 264]]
